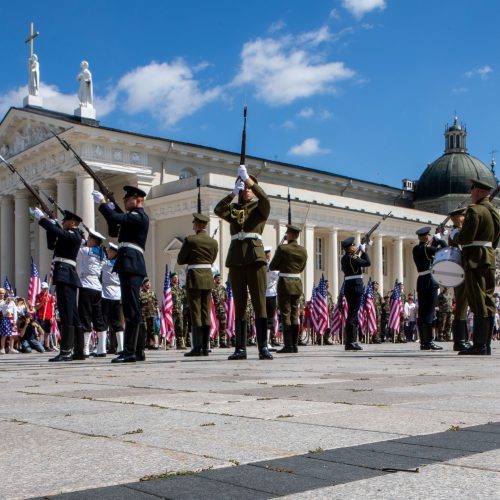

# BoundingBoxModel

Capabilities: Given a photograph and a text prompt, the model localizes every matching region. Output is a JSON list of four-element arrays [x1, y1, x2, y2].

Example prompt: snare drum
[[430, 247, 464, 287]]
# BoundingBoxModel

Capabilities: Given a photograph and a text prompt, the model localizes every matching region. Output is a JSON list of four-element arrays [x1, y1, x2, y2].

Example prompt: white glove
[[107, 201, 116, 210], [433, 232, 442, 241], [441, 229, 449, 236], [92, 190, 105, 204], [237, 164, 249, 182], [231, 179, 245, 196], [359, 243, 367, 252], [32, 207, 45, 220], [365, 239, 372, 248], [450, 228, 459, 239]]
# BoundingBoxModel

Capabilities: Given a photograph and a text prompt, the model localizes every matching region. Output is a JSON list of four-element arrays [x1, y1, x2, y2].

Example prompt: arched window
[[179, 168, 196, 180]]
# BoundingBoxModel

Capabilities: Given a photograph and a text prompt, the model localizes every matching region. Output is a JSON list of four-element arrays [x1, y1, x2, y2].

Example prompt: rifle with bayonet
[[235, 107, 247, 186], [50, 130, 123, 236], [42, 191, 91, 234], [279, 187, 292, 245], [197, 178, 202, 214], [360, 211, 392, 245], [0, 154, 57, 219]]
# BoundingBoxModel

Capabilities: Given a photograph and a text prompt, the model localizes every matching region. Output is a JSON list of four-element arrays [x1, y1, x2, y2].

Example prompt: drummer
[[447, 208, 469, 351], [412, 226, 447, 351]]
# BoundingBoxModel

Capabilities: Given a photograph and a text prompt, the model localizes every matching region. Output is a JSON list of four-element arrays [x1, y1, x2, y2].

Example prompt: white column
[[14, 190, 31, 297], [327, 229, 339, 300], [57, 174, 75, 213], [373, 235, 384, 292], [394, 236, 404, 284], [38, 182, 56, 280], [219, 217, 229, 284], [275, 221, 287, 248], [355, 231, 362, 246], [1, 196, 14, 283], [303, 224, 315, 300], [76, 174, 94, 228]]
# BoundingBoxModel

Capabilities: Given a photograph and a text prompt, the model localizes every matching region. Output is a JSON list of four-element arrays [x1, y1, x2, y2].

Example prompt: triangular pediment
[[163, 237, 184, 253]]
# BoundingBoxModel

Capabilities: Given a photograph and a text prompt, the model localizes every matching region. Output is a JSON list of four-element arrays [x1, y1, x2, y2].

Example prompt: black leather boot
[[420, 323, 443, 350], [202, 325, 210, 356], [135, 323, 146, 361], [277, 325, 293, 353], [256, 317, 273, 359], [184, 326, 203, 357], [72, 326, 86, 360], [459, 316, 487, 355], [228, 320, 247, 360], [452, 320, 469, 352], [112, 322, 139, 363], [291, 324, 300, 353], [49, 325, 74, 362], [345, 325, 363, 351]]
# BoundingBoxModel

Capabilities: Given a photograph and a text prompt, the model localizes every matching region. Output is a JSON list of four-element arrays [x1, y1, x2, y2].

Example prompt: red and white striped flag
[[312, 275, 329, 336], [51, 320, 61, 340], [388, 281, 402, 333], [210, 295, 219, 339], [160, 265, 174, 341], [364, 279, 377, 334], [28, 258, 41, 307], [225, 280, 235, 338]]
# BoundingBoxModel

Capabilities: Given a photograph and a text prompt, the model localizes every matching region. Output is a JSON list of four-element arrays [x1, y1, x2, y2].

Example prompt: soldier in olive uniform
[[177, 213, 218, 356], [437, 287, 453, 341], [457, 179, 500, 355], [372, 281, 383, 343], [413, 227, 447, 350], [212, 273, 228, 348], [270, 224, 308, 353], [381, 292, 390, 342], [140, 278, 160, 349], [340, 237, 371, 351], [214, 166, 272, 360], [447, 207, 470, 351], [171, 273, 185, 349]]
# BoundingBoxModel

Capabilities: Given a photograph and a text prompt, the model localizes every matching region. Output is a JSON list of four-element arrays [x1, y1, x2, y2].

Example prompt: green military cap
[[286, 224, 302, 233], [470, 178, 495, 191], [192, 213, 210, 223], [170, 271, 177, 277], [448, 207, 467, 217], [213, 272, 221, 278]]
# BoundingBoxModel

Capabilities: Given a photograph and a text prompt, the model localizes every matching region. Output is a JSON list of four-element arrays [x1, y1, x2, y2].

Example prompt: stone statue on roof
[[77, 60, 93, 107]]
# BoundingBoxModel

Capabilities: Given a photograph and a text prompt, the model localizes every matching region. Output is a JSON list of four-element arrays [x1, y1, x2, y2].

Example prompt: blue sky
[[0, 0, 498, 187]]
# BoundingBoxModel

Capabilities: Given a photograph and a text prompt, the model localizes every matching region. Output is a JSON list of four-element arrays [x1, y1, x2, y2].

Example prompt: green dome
[[415, 152, 496, 199]]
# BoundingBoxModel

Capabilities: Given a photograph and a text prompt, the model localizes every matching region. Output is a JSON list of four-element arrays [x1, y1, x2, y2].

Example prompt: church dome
[[414, 115, 496, 199]]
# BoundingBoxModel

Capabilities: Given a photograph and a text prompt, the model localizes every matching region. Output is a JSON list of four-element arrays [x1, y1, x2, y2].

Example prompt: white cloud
[[118, 59, 222, 126], [452, 87, 468, 94], [233, 32, 355, 105], [329, 9, 340, 19], [319, 109, 332, 120], [465, 65, 493, 80], [298, 107, 314, 118], [269, 20, 286, 33], [342, 0, 386, 18], [288, 137, 330, 156], [282, 120, 295, 129]]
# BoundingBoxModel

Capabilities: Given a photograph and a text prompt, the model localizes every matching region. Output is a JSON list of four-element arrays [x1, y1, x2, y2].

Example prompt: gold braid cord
[[230, 205, 247, 225]]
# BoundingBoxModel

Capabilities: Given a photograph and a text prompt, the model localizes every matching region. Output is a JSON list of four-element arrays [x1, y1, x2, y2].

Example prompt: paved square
[[0, 344, 499, 499]]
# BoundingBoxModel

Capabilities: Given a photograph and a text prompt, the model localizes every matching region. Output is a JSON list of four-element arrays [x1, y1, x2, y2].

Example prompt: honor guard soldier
[[270, 224, 308, 353], [140, 278, 160, 349], [94, 185, 149, 363], [101, 242, 124, 354], [212, 273, 228, 348], [214, 167, 272, 360], [77, 229, 108, 358], [341, 237, 371, 351], [413, 226, 447, 350], [33, 209, 83, 362], [177, 213, 218, 356], [171, 272, 186, 349], [457, 179, 500, 355], [265, 247, 280, 347]]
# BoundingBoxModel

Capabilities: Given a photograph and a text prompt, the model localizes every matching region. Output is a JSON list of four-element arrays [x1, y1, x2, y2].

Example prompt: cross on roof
[[25, 21, 39, 58]]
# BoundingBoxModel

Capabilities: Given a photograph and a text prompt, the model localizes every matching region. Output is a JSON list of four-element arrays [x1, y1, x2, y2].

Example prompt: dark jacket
[[341, 251, 371, 294]]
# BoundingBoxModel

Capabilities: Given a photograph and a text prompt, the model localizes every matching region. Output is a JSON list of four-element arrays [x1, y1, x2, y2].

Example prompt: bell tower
[[444, 115, 467, 153]]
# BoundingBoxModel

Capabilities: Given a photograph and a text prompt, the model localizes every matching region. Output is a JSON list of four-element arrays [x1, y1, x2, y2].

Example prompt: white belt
[[279, 273, 301, 279], [81, 273, 99, 278], [231, 232, 262, 241], [344, 275, 362, 281], [118, 242, 144, 254], [187, 264, 212, 270], [462, 241, 492, 248], [418, 270, 431, 277], [53, 257, 76, 268]]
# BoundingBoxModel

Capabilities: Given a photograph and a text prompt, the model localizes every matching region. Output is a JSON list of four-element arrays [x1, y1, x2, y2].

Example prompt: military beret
[[372, 281, 379, 285], [108, 242, 118, 251], [470, 178, 495, 191], [286, 224, 302, 233], [170, 271, 177, 277], [192, 213, 210, 223], [448, 208, 466, 217], [416, 226, 431, 236], [213, 272, 221, 278], [62, 210, 82, 223], [142, 277, 150, 285], [123, 185, 147, 198], [341, 236, 356, 248], [88, 229, 106, 241]]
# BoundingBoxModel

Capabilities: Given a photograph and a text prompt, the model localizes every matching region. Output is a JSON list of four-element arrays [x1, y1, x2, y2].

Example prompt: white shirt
[[78, 245, 105, 291], [404, 302, 417, 322], [101, 258, 121, 300], [266, 263, 279, 298]]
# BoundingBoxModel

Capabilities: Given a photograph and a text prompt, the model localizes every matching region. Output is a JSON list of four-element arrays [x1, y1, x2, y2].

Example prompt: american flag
[[159, 265, 174, 341], [3, 276, 13, 292], [51, 319, 61, 340], [225, 280, 235, 338], [210, 295, 219, 339], [331, 281, 348, 334], [388, 280, 403, 333], [358, 285, 367, 334], [28, 258, 41, 307], [273, 306, 279, 337], [364, 279, 377, 334], [312, 275, 329, 335]]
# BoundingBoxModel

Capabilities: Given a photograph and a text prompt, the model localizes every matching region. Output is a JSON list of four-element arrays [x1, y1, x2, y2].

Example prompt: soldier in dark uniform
[[270, 224, 308, 353], [340, 237, 371, 351], [33, 208, 83, 362], [214, 166, 272, 360], [372, 281, 383, 343], [447, 208, 469, 351], [93, 186, 149, 363], [177, 213, 218, 356], [457, 179, 500, 355], [412, 226, 447, 350]]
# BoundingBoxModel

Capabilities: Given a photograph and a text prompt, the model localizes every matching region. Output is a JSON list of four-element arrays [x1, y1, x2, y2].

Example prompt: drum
[[431, 247, 464, 287]]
